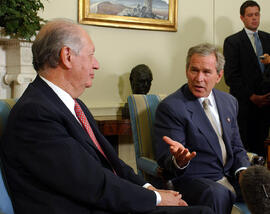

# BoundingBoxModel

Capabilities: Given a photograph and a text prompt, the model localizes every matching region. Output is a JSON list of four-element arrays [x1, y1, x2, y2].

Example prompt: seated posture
[[154, 43, 250, 214], [129, 64, 153, 94], [240, 165, 270, 214], [0, 20, 213, 214]]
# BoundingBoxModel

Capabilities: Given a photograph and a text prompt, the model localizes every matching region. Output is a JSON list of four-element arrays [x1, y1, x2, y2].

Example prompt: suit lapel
[[183, 86, 224, 164], [34, 76, 105, 157], [259, 31, 270, 57], [212, 90, 233, 164]]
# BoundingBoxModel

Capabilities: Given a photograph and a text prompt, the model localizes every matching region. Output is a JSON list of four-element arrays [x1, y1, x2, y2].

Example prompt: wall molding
[[89, 105, 123, 117]]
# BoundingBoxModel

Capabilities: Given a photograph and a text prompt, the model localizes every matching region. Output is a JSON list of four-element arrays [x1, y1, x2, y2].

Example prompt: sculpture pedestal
[[0, 38, 36, 98]]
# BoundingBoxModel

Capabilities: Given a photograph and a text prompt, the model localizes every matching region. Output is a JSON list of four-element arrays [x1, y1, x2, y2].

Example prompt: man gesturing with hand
[[155, 43, 250, 214]]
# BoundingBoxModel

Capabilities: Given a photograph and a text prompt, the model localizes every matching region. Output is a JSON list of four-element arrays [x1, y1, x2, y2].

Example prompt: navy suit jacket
[[0, 76, 156, 214], [223, 29, 270, 104], [154, 84, 250, 183]]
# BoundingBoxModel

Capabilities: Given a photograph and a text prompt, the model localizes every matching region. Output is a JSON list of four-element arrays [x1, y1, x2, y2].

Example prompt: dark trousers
[[92, 206, 213, 214], [146, 206, 214, 214], [173, 177, 236, 214], [93, 206, 214, 214]]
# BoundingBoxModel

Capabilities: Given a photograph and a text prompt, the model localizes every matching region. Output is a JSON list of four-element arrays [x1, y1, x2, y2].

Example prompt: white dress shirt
[[244, 27, 259, 54]]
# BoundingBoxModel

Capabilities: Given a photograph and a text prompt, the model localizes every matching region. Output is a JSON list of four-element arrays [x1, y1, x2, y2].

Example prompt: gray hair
[[186, 43, 225, 74], [32, 19, 84, 72]]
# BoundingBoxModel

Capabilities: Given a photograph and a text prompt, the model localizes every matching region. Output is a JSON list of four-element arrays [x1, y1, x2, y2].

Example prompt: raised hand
[[163, 136, 196, 168]]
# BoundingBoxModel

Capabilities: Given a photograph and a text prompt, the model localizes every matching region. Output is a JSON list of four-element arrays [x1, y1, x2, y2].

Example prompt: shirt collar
[[39, 75, 76, 115], [198, 91, 215, 107], [244, 27, 258, 36]]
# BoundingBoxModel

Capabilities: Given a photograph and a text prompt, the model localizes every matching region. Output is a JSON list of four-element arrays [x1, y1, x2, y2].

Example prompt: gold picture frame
[[78, 0, 178, 32]]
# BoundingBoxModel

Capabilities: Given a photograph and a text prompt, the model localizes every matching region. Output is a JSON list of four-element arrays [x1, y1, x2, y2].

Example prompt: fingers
[[175, 148, 196, 162], [179, 199, 188, 206], [163, 136, 196, 165], [163, 136, 178, 146], [163, 136, 185, 153], [188, 151, 197, 160], [157, 191, 187, 207]]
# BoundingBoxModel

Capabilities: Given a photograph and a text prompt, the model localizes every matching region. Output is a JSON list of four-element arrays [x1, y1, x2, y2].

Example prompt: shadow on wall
[[169, 17, 207, 92], [260, 21, 270, 32], [215, 16, 234, 93], [179, 17, 207, 44], [118, 72, 132, 118], [118, 72, 132, 104], [215, 16, 234, 46]]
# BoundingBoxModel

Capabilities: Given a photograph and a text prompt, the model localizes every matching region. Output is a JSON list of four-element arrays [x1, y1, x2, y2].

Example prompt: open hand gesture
[[163, 136, 196, 168]]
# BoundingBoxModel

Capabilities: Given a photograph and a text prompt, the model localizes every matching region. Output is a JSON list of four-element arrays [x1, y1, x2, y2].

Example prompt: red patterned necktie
[[74, 100, 107, 158]]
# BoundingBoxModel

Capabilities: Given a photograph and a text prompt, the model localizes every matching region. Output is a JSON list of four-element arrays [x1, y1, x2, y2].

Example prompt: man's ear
[[216, 69, 224, 84], [59, 46, 72, 69], [240, 15, 244, 22]]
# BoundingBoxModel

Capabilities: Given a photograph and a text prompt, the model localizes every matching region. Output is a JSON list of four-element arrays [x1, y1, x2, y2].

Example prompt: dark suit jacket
[[223, 29, 270, 104], [0, 76, 156, 214], [154, 84, 250, 184]]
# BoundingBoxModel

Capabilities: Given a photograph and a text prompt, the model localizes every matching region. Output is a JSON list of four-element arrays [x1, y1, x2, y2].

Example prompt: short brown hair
[[240, 1, 260, 16]]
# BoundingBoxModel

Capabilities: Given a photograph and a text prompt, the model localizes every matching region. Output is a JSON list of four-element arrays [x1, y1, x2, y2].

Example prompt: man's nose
[[93, 56, 99, 70], [195, 72, 204, 81]]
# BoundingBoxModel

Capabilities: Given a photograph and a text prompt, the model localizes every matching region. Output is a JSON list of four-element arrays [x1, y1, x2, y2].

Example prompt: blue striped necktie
[[254, 32, 264, 72]]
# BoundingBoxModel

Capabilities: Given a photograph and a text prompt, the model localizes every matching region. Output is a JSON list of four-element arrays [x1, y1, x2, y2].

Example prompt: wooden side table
[[95, 116, 132, 154]]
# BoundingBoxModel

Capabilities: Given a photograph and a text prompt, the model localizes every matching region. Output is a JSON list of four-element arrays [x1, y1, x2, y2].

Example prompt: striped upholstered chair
[[0, 99, 17, 214], [127, 94, 163, 186]]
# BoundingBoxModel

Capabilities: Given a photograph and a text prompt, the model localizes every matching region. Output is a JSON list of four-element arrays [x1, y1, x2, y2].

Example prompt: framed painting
[[78, 0, 178, 32]]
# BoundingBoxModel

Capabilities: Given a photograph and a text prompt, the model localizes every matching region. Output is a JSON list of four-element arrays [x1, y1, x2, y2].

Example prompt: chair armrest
[[247, 152, 265, 166], [137, 157, 159, 177], [233, 202, 251, 214], [247, 152, 257, 162]]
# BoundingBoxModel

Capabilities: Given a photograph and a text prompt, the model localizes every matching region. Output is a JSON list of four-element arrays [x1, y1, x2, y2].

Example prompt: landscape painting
[[90, 0, 169, 20], [78, 0, 178, 31]]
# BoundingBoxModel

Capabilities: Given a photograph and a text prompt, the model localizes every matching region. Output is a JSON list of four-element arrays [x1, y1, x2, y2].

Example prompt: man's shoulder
[[213, 89, 237, 103], [161, 86, 185, 104], [224, 29, 245, 42], [158, 85, 195, 113], [258, 30, 270, 38]]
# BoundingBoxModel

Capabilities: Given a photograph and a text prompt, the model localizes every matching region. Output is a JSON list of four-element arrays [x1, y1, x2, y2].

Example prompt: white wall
[[40, 0, 270, 114]]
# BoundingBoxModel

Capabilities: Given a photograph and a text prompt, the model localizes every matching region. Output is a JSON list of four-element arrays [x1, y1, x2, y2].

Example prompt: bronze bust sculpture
[[122, 64, 153, 118], [129, 64, 153, 94]]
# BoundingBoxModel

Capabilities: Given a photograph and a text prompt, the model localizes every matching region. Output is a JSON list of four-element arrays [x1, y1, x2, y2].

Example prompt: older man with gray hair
[[0, 20, 214, 214]]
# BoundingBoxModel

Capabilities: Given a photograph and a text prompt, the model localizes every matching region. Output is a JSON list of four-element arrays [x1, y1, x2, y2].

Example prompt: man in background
[[154, 43, 250, 214], [0, 20, 212, 214], [223, 0, 270, 156]]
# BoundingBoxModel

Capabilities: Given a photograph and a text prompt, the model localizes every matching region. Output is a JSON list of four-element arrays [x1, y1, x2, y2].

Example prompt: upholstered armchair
[[127, 94, 254, 214], [0, 99, 17, 214], [127, 94, 166, 188]]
